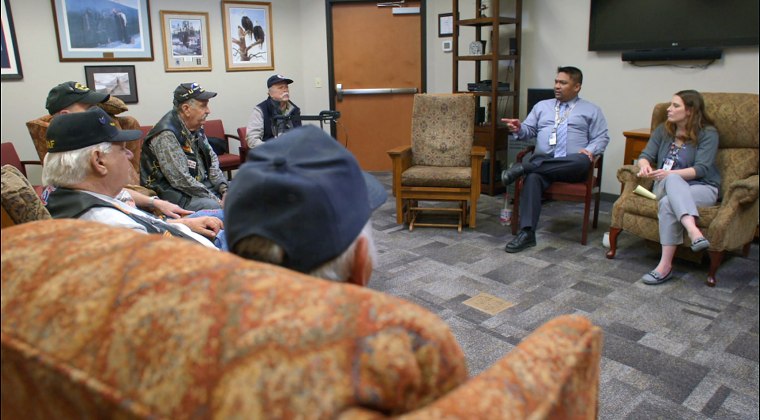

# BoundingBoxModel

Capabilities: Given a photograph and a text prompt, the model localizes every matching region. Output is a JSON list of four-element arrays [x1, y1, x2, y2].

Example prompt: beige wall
[[3, 0, 759, 195]]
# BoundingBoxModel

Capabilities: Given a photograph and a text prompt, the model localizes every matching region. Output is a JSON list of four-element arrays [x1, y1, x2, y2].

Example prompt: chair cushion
[[217, 153, 241, 170], [401, 166, 472, 188], [619, 194, 719, 229], [411, 94, 475, 167], [0, 165, 51, 225]]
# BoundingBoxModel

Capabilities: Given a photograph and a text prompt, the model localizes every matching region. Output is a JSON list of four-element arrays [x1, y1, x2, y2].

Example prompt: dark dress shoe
[[505, 229, 536, 253], [501, 163, 525, 186]]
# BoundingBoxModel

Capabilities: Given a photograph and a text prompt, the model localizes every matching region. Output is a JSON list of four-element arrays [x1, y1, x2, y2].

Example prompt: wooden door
[[329, 1, 424, 171]]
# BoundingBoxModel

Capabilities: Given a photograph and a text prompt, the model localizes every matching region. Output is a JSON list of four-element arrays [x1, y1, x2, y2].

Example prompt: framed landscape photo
[[84, 65, 138, 104], [221, 1, 274, 71], [51, 0, 153, 61], [160, 10, 211, 72], [1, 0, 23, 80]]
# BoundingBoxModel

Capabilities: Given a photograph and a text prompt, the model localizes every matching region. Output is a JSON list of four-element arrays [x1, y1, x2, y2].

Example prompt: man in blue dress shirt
[[501, 66, 609, 253]]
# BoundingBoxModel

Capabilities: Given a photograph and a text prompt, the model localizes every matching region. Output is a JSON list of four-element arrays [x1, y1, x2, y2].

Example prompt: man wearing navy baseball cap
[[43, 107, 226, 250], [244, 74, 302, 150], [225, 125, 387, 286]]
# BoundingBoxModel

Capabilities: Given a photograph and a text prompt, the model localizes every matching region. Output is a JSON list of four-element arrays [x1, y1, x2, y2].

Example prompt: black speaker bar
[[621, 48, 722, 62]]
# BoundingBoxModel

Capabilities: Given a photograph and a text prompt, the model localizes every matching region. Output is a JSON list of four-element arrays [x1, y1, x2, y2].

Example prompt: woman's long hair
[[665, 89, 715, 144]]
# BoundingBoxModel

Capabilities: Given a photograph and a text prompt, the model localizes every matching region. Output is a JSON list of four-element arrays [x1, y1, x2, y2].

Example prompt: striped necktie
[[554, 103, 568, 158]]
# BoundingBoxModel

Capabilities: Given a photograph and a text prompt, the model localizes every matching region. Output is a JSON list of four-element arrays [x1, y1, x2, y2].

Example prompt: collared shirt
[[245, 100, 297, 148], [514, 97, 610, 157], [77, 190, 217, 249], [149, 117, 227, 201]]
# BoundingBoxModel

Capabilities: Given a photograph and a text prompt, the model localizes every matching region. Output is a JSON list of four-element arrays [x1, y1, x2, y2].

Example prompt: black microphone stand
[[272, 110, 341, 137]]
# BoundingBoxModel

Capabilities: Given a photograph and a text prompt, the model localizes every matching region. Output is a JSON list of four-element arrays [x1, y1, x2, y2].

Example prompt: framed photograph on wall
[[51, 0, 153, 61], [160, 10, 211, 72], [438, 13, 453, 38], [221, 1, 274, 71], [1, 0, 23, 80], [84, 65, 138, 104]]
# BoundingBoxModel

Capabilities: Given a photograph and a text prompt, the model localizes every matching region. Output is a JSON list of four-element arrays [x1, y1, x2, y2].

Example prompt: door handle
[[335, 83, 417, 101]]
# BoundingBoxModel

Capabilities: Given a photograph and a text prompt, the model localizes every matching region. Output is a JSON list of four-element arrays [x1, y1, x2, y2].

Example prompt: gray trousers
[[185, 195, 223, 212], [654, 174, 718, 246]]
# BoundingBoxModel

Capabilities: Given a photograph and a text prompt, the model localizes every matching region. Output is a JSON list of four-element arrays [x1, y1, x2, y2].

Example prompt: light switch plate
[[442, 40, 452, 52]]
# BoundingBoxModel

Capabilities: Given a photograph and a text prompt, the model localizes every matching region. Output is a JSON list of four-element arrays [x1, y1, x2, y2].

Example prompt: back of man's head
[[46, 81, 109, 115], [224, 126, 386, 284]]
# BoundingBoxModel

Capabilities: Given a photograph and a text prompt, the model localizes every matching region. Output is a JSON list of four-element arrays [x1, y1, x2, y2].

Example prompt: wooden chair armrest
[[471, 145, 487, 157], [388, 145, 412, 198], [515, 145, 535, 163]]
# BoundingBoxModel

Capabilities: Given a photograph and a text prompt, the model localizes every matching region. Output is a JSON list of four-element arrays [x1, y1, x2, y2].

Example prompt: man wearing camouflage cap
[[141, 82, 228, 211]]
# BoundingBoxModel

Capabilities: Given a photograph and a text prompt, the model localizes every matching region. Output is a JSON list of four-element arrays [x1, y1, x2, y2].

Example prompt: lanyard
[[553, 99, 578, 132]]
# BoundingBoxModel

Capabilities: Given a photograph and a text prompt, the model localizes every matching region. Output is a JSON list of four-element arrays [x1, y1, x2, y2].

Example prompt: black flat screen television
[[588, 0, 759, 51]]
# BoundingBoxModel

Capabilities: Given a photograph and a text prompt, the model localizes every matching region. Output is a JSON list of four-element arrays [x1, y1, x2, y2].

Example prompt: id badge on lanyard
[[549, 130, 557, 146], [662, 158, 674, 171]]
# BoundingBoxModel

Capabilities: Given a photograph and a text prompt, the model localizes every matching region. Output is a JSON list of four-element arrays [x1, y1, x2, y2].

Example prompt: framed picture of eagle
[[221, 1, 274, 71], [159, 10, 212, 72]]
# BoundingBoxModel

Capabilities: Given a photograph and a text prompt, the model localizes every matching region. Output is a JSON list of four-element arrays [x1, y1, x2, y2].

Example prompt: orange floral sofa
[[1, 219, 602, 419]]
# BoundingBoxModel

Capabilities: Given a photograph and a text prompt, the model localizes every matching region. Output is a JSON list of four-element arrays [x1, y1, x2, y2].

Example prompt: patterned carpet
[[366, 172, 759, 419]]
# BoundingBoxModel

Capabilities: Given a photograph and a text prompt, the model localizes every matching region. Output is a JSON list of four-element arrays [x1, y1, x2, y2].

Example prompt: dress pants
[[519, 153, 592, 230], [653, 174, 718, 246]]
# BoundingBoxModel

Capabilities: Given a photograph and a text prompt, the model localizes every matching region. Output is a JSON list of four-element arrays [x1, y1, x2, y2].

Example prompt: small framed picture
[[84, 65, 138, 104], [160, 10, 212, 72], [438, 13, 453, 38]]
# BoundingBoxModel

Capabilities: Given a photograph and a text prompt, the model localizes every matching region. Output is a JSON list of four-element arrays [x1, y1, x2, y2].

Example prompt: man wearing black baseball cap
[[141, 82, 229, 212], [244, 74, 302, 149], [43, 107, 226, 249], [32, 81, 200, 221], [45, 81, 110, 115], [225, 125, 387, 286]]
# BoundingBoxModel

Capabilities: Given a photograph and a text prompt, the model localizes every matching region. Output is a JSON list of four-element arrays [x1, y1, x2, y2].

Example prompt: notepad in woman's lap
[[634, 185, 656, 200]]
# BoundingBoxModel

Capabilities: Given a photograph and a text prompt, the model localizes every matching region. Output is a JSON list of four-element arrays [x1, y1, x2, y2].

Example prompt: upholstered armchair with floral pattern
[[2, 219, 602, 419], [607, 93, 759, 287], [26, 96, 143, 185], [388, 94, 486, 230], [1, 165, 51, 228]]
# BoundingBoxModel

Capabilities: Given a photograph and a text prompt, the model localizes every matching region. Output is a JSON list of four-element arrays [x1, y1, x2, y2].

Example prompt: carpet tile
[[367, 172, 759, 419]]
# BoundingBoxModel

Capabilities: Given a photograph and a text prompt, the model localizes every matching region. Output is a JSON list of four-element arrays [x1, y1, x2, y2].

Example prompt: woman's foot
[[690, 237, 710, 252], [641, 269, 674, 285]]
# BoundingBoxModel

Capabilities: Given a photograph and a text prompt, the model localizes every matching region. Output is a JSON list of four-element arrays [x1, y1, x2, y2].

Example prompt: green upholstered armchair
[[606, 93, 759, 287]]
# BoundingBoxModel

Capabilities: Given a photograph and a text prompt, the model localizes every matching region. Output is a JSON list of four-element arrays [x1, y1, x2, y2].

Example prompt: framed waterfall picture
[[160, 10, 212, 72], [221, 1, 274, 71], [51, 0, 154, 61]]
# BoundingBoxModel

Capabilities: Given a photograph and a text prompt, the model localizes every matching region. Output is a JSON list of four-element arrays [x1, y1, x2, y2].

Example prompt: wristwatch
[[149, 196, 159, 208]]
